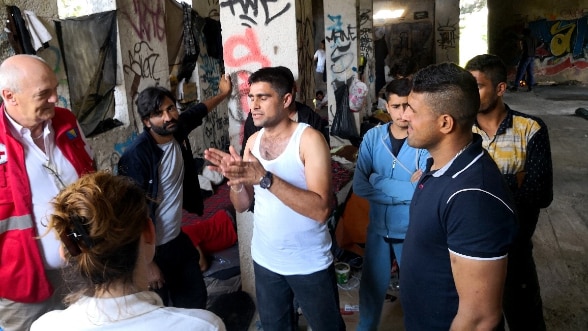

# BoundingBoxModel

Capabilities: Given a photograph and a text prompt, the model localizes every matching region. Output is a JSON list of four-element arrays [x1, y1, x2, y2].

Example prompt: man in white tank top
[[205, 67, 345, 331]]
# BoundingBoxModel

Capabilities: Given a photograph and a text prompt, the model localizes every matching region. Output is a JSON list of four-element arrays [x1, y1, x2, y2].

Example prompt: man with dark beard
[[465, 54, 553, 331], [118, 76, 232, 309]]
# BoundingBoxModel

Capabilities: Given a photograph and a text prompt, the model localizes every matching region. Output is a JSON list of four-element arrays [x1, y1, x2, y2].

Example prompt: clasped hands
[[204, 145, 265, 187]]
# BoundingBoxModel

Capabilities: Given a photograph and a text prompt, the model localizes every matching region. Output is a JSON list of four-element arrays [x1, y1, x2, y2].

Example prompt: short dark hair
[[248, 66, 294, 98], [464, 54, 507, 87], [316, 90, 324, 97], [385, 78, 412, 100], [136, 86, 176, 121], [411, 62, 480, 129]]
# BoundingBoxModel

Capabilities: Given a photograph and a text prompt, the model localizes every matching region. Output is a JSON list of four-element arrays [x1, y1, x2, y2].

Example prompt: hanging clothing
[[22, 10, 52, 52]]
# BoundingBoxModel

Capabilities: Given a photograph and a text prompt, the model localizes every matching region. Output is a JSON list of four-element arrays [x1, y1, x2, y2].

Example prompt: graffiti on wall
[[123, 41, 161, 84], [529, 15, 588, 75], [223, 27, 272, 150], [296, 0, 314, 103], [359, 10, 373, 61], [359, 8, 375, 101], [122, 0, 165, 42], [197, 30, 229, 153], [326, 14, 357, 76], [437, 19, 458, 50], [220, 0, 292, 27], [384, 21, 434, 75], [207, 0, 221, 19], [43, 45, 70, 109], [436, 19, 458, 61]]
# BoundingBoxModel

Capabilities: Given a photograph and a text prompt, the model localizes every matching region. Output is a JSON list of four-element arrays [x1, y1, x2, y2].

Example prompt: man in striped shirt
[[466, 54, 553, 331]]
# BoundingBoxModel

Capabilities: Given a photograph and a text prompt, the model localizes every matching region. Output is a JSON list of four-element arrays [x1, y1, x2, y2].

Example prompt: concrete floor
[[507, 84, 588, 331], [301, 84, 588, 330]]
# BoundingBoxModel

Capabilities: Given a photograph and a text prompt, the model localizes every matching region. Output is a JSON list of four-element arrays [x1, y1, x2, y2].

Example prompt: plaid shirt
[[473, 105, 553, 208]]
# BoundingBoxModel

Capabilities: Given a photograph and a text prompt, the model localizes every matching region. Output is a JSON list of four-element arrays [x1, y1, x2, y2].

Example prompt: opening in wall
[[459, 0, 488, 66]]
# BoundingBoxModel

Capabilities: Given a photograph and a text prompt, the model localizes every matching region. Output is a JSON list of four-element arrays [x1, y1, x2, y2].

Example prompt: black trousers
[[154, 231, 207, 309], [500, 207, 546, 331]]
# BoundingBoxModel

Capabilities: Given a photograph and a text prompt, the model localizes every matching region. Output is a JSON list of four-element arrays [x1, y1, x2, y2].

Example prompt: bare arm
[[262, 128, 333, 222], [216, 128, 333, 223], [202, 74, 232, 112], [449, 253, 507, 330]]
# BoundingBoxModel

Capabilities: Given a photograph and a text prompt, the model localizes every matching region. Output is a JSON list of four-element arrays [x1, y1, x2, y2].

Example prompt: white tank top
[[251, 123, 333, 275]]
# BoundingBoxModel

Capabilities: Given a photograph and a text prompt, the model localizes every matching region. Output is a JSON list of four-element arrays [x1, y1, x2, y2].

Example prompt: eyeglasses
[[43, 162, 66, 190]]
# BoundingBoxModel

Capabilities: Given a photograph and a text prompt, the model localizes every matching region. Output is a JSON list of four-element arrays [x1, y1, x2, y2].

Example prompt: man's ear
[[438, 114, 455, 134], [142, 118, 151, 128], [283, 92, 293, 109], [1, 89, 16, 105], [496, 81, 508, 97]]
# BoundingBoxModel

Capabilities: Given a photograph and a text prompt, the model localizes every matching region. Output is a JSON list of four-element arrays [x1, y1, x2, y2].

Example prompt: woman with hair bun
[[31, 171, 225, 330]]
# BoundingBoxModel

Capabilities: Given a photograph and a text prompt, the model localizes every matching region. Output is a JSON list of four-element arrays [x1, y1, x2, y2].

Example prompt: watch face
[[260, 172, 272, 189]]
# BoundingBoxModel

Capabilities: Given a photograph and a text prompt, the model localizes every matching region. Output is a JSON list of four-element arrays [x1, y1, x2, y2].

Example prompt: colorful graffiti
[[224, 28, 272, 69], [197, 29, 229, 153], [220, 0, 292, 27], [223, 28, 272, 149], [122, 0, 165, 42], [326, 14, 357, 75], [529, 15, 588, 75]]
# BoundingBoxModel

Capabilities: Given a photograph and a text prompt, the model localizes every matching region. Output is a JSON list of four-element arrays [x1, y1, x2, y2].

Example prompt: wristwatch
[[259, 171, 273, 189]]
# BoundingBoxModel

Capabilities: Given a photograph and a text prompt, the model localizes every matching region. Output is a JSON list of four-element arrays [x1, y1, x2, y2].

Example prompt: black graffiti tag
[[220, 0, 291, 27]]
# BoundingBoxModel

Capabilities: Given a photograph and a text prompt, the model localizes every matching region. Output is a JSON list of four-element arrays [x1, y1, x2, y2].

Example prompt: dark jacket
[[118, 103, 209, 221]]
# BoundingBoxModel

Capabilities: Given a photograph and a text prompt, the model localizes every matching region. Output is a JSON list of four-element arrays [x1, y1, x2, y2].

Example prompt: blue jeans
[[254, 261, 346, 331], [357, 231, 403, 331], [515, 56, 535, 87]]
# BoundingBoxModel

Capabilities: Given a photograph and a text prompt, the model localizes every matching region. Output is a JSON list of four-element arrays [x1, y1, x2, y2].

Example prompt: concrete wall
[[488, 0, 588, 84], [359, 0, 376, 114], [296, 0, 316, 104], [435, 0, 460, 63], [323, 0, 360, 147]]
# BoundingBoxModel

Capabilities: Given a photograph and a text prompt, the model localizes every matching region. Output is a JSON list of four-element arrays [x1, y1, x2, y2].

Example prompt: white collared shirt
[[5, 112, 79, 269], [31, 291, 226, 330]]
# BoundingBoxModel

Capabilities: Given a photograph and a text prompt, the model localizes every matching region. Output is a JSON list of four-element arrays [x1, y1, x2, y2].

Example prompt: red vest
[[0, 105, 94, 303]]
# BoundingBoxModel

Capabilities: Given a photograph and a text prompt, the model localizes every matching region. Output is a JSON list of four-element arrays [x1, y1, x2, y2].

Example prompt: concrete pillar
[[359, 0, 375, 117], [219, 1, 310, 329], [435, 0, 460, 63], [323, 0, 360, 147], [117, 0, 170, 107], [296, 0, 316, 104]]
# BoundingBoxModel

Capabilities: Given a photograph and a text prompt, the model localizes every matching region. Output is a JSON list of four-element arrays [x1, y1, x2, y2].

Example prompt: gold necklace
[[32, 132, 44, 140]]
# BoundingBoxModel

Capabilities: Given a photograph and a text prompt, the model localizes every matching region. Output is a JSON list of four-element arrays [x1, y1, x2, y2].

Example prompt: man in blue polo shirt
[[399, 63, 517, 330]]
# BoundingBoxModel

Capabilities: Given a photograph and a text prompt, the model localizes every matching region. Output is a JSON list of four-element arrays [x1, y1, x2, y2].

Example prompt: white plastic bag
[[349, 79, 368, 112]]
